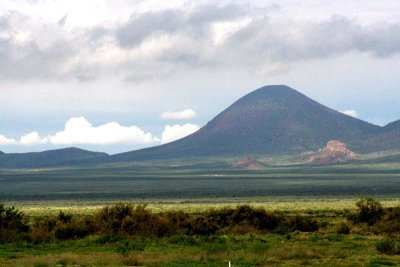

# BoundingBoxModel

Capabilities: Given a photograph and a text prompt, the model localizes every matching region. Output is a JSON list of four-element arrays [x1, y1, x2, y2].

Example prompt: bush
[[286, 215, 319, 232], [28, 216, 57, 242], [335, 221, 351, 234], [54, 219, 91, 240], [94, 203, 176, 237], [0, 204, 29, 242], [376, 206, 400, 234], [376, 238, 398, 255], [355, 198, 384, 225]]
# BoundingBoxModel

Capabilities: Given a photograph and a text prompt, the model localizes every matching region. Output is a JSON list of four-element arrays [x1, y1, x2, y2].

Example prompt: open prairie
[[1, 159, 399, 216]]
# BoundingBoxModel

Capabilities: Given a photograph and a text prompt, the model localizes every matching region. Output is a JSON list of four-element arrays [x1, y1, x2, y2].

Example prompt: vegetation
[[0, 199, 399, 266], [2, 160, 400, 203]]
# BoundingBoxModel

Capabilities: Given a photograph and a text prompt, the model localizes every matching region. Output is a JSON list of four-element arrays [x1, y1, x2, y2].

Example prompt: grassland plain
[[1, 233, 399, 267], [0, 159, 399, 266], [1, 159, 400, 203]]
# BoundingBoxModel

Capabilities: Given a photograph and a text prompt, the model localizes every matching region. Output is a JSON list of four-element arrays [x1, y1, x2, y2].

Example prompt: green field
[[1, 159, 400, 203], [1, 233, 399, 267], [0, 203, 400, 267], [1, 159, 399, 266]]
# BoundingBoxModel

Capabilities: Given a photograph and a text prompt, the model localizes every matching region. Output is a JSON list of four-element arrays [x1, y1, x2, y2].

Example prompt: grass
[[0, 159, 399, 266], [0, 233, 399, 266], [5, 197, 399, 217], [1, 160, 400, 203]]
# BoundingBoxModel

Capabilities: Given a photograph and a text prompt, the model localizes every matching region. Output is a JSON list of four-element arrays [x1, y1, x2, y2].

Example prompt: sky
[[1, 0, 400, 154]]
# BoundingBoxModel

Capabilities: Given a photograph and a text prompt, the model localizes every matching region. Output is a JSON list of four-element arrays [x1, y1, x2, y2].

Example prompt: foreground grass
[[1, 233, 399, 267]]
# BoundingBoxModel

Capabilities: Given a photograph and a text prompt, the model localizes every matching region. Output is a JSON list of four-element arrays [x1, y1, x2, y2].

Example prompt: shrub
[[377, 206, 400, 234], [54, 219, 91, 240], [0, 204, 29, 242], [286, 215, 319, 232], [28, 216, 57, 242], [376, 238, 398, 255], [335, 221, 351, 234], [94, 203, 176, 237], [187, 216, 220, 235], [185, 205, 283, 235], [355, 198, 384, 225]]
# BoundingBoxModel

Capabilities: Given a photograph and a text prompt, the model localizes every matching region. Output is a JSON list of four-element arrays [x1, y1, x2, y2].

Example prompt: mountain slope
[[383, 120, 400, 132], [0, 147, 108, 168], [109, 85, 381, 161]]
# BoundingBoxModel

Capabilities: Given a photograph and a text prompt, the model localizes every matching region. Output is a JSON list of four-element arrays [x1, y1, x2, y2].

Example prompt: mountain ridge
[[106, 85, 384, 162], [0, 147, 108, 168], [1, 84, 400, 167]]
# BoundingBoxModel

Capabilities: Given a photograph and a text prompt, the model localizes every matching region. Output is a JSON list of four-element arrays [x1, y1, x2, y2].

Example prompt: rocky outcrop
[[233, 155, 266, 169], [308, 140, 356, 165]]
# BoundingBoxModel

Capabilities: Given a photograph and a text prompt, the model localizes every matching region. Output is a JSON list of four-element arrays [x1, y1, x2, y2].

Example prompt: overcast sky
[[1, 0, 400, 154]]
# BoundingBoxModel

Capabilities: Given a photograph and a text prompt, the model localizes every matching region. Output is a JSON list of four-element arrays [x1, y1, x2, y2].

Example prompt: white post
[[229, 261, 231, 267]]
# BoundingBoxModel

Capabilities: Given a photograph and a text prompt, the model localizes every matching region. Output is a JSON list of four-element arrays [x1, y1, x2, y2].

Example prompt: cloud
[[20, 131, 47, 145], [1, 118, 200, 148], [58, 13, 68, 26], [161, 109, 196, 120], [0, 135, 16, 145], [1, 117, 160, 147], [341, 109, 359, 118], [2, 4, 400, 82], [161, 123, 200, 144], [48, 117, 159, 145]]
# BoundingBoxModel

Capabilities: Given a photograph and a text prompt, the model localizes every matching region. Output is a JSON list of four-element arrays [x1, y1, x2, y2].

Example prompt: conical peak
[[251, 85, 299, 95], [232, 84, 308, 107]]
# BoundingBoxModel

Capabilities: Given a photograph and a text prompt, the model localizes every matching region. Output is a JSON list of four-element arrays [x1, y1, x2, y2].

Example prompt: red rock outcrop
[[308, 140, 356, 165], [233, 155, 266, 169]]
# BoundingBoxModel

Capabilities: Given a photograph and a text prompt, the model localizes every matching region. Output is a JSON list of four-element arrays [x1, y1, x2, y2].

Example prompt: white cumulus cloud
[[341, 109, 359, 118], [161, 124, 200, 144], [20, 131, 47, 145], [161, 109, 196, 120], [0, 135, 16, 145], [49, 117, 159, 145]]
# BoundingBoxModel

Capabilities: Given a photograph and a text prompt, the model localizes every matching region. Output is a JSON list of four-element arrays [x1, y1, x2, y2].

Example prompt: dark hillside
[[0, 147, 108, 168], [109, 85, 380, 161]]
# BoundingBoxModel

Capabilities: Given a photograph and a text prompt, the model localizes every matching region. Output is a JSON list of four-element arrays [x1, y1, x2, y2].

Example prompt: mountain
[[2, 85, 399, 168], [108, 85, 381, 161], [383, 120, 400, 132], [0, 147, 108, 168]]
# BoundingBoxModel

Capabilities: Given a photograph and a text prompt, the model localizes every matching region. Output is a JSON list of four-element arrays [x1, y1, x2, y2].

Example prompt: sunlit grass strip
[[8, 197, 400, 216]]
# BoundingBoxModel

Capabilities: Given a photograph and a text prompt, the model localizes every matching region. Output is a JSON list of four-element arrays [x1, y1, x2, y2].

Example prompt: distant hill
[[383, 120, 400, 132], [0, 147, 108, 168], [108, 85, 381, 161], [2, 85, 400, 168]]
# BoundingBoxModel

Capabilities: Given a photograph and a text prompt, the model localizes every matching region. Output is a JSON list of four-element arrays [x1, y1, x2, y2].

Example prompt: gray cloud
[[116, 9, 184, 47], [1, 3, 400, 82], [58, 13, 68, 27], [0, 38, 75, 80]]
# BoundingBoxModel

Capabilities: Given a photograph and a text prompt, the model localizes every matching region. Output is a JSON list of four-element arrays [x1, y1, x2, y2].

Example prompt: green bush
[[335, 221, 351, 234], [286, 215, 319, 232], [94, 203, 176, 237], [376, 238, 398, 255], [0, 204, 29, 242], [187, 205, 282, 235], [377, 206, 400, 234], [28, 216, 57, 242], [54, 219, 91, 240], [355, 198, 384, 225]]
